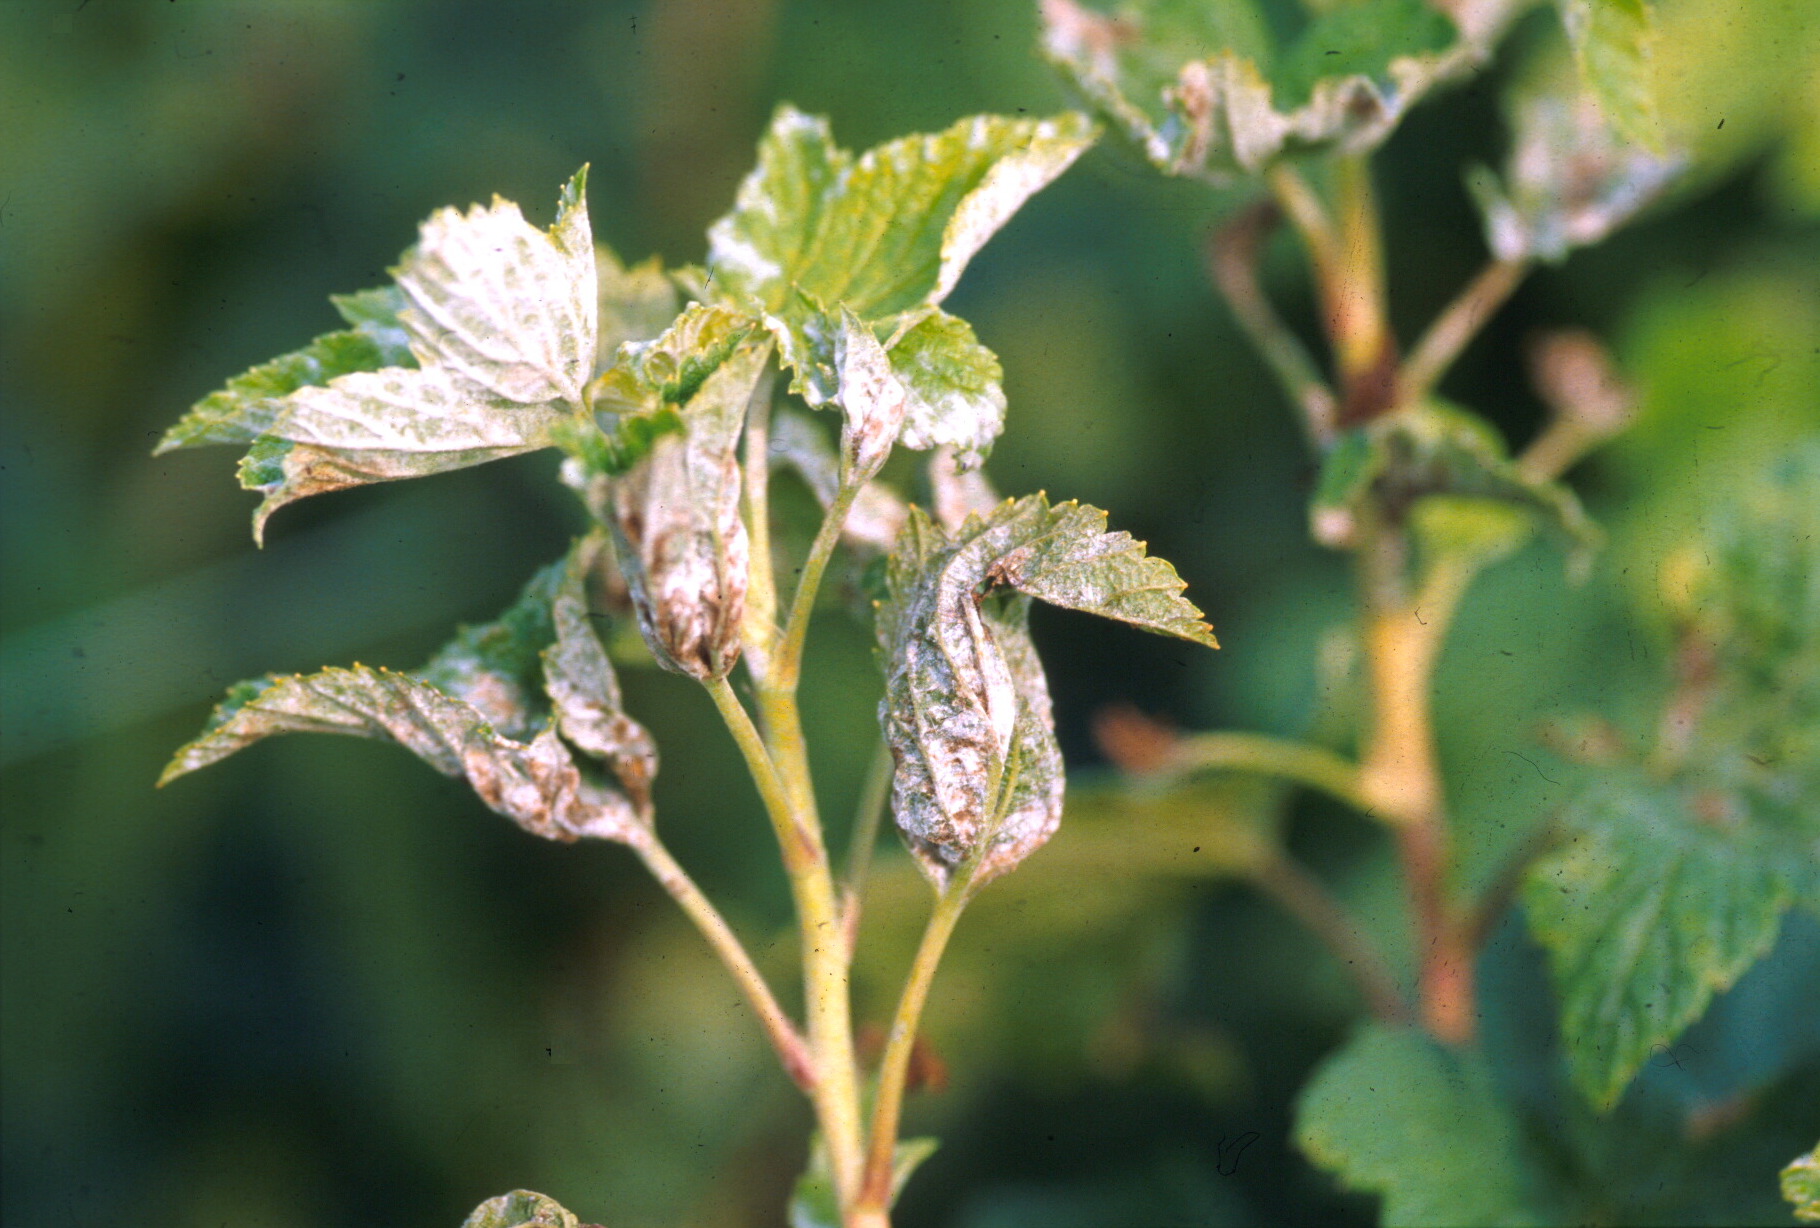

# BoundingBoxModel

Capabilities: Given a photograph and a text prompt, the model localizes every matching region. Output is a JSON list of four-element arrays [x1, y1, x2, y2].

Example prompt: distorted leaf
[[1041, 0, 1521, 183], [887, 310, 1006, 469], [1523, 777, 1813, 1108], [1557, 0, 1661, 151], [544, 533, 658, 813], [1296, 1024, 1543, 1226], [1309, 401, 1600, 575], [1469, 81, 1682, 263], [877, 496, 1215, 885], [611, 339, 769, 680], [159, 665, 638, 843], [707, 106, 1092, 461], [927, 445, 1001, 533], [460, 1189, 584, 1228], [163, 538, 651, 844], [1786, 1144, 1820, 1224]]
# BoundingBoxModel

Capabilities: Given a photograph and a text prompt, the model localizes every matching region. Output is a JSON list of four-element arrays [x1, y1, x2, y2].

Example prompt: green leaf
[[610, 338, 770, 680], [1522, 777, 1810, 1108], [460, 1190, 584, 1228], [1308, 401, 1600, 575], [1469, 75, 1682, 263], [876, 495, 1215, 884], [712, 107, 1094, 321], [1041, 0, 1519, 183], [1556, 0, 1661, 151], [329, 283, 415, 360], [1786, 1144, 1820, 1224], [707, 107, 1093, 461], [1296, 1023, 1543, 1227]]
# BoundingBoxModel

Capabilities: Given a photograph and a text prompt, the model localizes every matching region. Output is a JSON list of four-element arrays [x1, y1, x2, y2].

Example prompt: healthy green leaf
[[610, 337, 770, 680], [876, 495, 1215, 885], [460, 1190, 584, 1228], [1041, 0, 1520, 183], [1469, 81, 1682, 263], [1556, 0, 1662, 151], [1296, 1023, 1543, 1227], [328, 283, 415, 358], [1786, 1144, 1820, 1224], [707, 106, 1093, 463], [1522, 778, 1810, 1108]]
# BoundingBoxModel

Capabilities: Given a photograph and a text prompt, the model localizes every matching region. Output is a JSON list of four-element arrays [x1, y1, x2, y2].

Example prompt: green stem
[[707, 675, 867, 1209], [1355, 515, 1473, 1045], [1164, 731, 1375, 819], [626, 828, 815, 1090], [1399, 258, 1529, 405], [775, 478, 862, 692], [840, 738, 896, 935], [857, 873, 971, 1210], [1250, 851, 1411, 1024], [1206, 202, 1340, 447]]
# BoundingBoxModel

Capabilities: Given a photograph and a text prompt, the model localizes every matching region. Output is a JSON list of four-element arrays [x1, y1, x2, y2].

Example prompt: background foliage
[[2, 1, 1816, 1225]]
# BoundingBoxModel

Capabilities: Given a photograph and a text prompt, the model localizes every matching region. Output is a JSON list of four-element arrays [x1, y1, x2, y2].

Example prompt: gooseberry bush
[[155, 0, 1817, 1224]]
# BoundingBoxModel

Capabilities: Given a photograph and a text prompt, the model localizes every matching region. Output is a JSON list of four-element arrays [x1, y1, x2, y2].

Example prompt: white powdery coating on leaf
[[836, 309, 911, 482], [396, 185, 597, 407], [275, 365, 567, 452]]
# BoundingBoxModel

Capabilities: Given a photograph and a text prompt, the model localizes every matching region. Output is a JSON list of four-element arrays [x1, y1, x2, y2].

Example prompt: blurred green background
[[3, 1, 1817, 1225]]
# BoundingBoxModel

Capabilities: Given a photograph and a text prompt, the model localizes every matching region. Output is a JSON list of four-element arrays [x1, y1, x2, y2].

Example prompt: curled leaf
[[768, 407, 909, 553], [876, 495, 1216, 885], [611, 339, 769, 680], [159, 665, 637, 843], [836, 309, 911, 484], [1309, 400, 1601, 577], [1042, 0, 1520, 183], [544, 535, 658, 814], [163, 537, 656, 846]]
